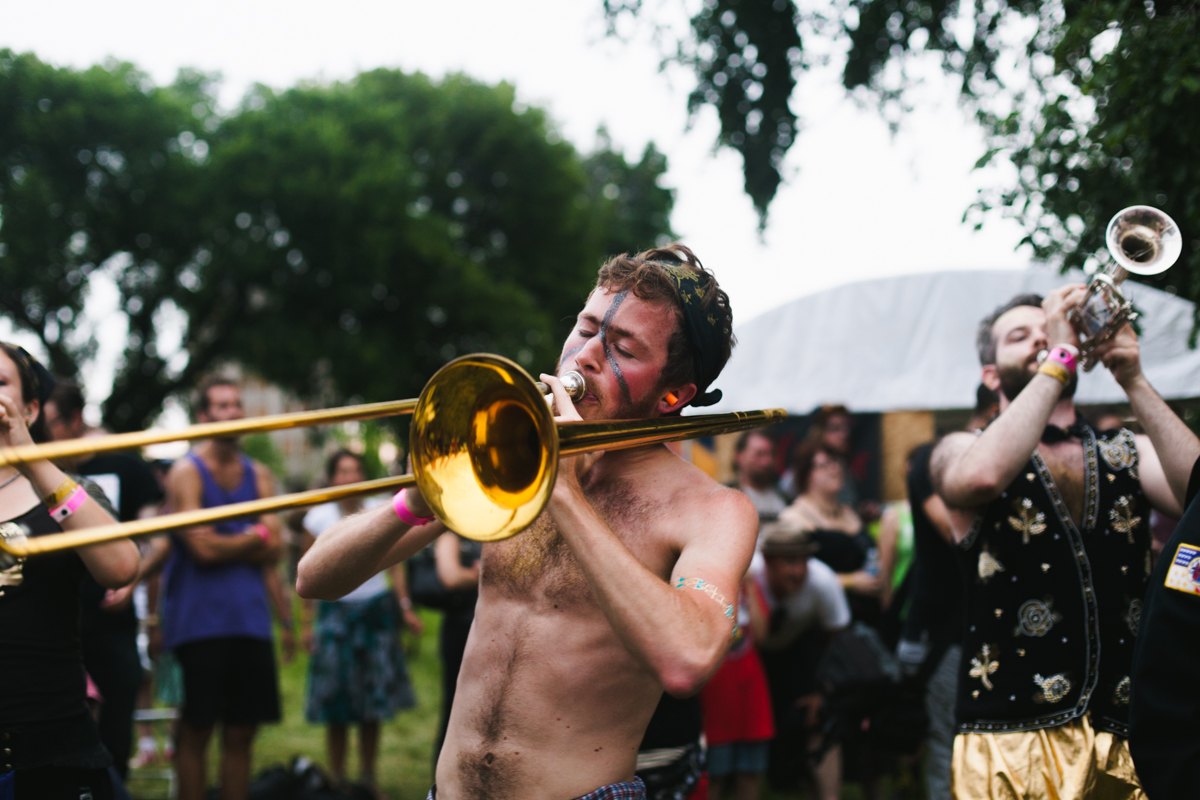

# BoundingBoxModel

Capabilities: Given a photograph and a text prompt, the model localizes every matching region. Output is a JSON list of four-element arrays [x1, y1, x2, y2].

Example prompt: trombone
[[0, 354, 784, 556]]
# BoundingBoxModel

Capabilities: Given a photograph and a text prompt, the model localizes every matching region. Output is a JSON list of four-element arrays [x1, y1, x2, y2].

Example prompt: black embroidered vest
[[955, 426, 1151, 736]]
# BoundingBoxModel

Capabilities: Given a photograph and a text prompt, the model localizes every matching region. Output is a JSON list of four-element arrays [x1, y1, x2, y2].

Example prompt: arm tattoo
[[675, 576, 737, 635]]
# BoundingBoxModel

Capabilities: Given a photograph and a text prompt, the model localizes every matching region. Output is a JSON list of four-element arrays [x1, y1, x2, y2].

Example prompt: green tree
[[0, 50, 205, 380], [607, 1, 1200, 312], [0, 54, 675, 431]]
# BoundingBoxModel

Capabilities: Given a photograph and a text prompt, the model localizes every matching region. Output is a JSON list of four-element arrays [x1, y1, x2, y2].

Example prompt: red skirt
[[700, 640, 775, 746]]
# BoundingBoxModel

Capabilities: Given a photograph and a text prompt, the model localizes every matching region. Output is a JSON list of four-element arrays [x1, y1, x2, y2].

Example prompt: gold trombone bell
[[0, 354, 785, 555]]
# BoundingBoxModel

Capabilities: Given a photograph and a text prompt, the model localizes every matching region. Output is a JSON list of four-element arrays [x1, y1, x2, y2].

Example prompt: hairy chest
[[1038, 442, 1086, 527], [480, 480, 673, 606]]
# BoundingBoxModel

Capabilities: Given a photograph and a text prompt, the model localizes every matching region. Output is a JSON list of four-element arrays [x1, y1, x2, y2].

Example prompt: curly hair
[[594, 243, 735, 393]]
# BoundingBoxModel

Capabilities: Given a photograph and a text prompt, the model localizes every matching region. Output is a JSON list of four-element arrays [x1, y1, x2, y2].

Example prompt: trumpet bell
[[1105, 205, 1181, 276], [411, 354, 559, 542]]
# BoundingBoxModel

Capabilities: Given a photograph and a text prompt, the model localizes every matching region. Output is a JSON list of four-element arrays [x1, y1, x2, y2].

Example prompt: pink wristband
[[393, 489, 435, 526], [49, 485, 87, 523], [252, 523, 270, 543], [1046, 346, 1077, 374]]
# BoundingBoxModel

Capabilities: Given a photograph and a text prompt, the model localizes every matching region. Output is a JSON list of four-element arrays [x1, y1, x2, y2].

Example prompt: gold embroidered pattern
[[1109, 496, 1142, 544], [978, 548, 1006, 583], [969, 644, 1000, 691], [1008, 497, 1047, 544], [1014, 598, 1063, 638], [1114, 676, 1131, 706], [1033, 673, 1071, 704], [1124, 598, 1141, 636], [1099, 430, 1136, 472]]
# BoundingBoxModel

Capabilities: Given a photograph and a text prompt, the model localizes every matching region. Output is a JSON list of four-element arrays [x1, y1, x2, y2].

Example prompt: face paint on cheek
[[558, 345, 584, 371], [599, 291, 633, 405]]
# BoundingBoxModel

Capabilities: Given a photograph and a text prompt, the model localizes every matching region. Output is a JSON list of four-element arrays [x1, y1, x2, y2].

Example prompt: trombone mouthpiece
[[536, 371, 586, 403]]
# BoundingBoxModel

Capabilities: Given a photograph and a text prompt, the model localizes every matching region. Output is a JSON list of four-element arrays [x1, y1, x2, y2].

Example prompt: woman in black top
[[780, 440, 883, 624], [0, 342, 139, 799]]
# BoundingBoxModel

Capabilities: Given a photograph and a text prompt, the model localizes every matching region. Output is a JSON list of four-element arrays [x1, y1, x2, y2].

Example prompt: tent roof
[[704, 268, 1200, 414]]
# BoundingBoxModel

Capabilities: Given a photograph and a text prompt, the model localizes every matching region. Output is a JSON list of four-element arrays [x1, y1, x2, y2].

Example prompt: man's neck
[[198, 438, 242, 464], [1045, 396, 1078, 430], [739, 474, 771, 492]]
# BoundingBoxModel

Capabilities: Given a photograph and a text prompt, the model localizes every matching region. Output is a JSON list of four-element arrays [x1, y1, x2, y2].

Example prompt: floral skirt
[[304, 592, 415, 724]]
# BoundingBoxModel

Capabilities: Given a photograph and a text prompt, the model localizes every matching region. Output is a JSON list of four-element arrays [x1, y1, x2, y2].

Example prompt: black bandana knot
[[651, 259, 724, 407]]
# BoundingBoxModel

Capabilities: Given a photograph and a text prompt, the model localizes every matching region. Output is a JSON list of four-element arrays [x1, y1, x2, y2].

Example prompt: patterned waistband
[[428, 776, 646, 800]]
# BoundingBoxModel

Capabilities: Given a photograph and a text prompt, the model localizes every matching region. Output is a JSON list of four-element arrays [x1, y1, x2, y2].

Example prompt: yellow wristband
[[43, 478, 79, 509], [1038, 360, 1071, 386]]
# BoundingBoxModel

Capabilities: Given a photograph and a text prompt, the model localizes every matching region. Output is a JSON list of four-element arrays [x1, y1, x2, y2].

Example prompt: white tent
[[706, 268, 1200, 414]]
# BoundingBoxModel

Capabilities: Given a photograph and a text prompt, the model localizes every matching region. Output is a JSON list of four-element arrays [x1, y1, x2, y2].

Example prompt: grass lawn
[[253, 611, 442, 799]]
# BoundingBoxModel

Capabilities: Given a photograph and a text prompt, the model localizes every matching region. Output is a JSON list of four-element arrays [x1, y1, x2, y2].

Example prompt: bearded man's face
[[989, 305, 1076, 401]]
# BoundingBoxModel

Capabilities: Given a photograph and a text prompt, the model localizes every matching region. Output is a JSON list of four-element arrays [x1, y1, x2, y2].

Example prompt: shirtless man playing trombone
[[297, 245, 761, 800]]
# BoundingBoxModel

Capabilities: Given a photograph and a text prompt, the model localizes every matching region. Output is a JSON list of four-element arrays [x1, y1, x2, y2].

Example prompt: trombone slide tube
[[557, 409, 788, 456], [0, 474, 417, 558], [0, 398, 418, 468]]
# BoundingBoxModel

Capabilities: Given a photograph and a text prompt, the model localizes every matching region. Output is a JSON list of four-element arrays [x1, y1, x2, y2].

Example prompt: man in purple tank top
[[162, 377, 288, 800]]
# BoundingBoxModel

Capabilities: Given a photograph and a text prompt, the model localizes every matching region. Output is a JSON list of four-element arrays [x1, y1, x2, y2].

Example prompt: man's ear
[[981, 365, 1001, 393], [657, 384, 697, 415]]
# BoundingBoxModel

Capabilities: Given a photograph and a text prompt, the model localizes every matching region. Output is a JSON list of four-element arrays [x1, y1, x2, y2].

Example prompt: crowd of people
[[3, 243, 1200, 800]]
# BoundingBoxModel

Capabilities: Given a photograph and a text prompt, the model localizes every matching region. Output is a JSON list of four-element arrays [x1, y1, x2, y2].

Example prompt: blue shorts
[[428, 776, 645, 799], [706, 741, 770, 777]]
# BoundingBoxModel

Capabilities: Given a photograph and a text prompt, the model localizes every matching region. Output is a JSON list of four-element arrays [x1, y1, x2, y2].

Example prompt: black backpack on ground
[[813, 622, 930, 758]]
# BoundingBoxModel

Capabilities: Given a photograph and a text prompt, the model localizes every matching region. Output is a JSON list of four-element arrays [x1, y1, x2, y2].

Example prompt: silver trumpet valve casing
[[1069, 205, 1182, 371]]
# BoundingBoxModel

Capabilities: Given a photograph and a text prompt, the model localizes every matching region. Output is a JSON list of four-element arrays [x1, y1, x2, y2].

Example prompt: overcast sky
[[1, 0, 1037, 413]]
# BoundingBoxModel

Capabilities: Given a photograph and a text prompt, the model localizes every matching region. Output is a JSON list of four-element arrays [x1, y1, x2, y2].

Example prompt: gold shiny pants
[[951, 716, 1144, 799]]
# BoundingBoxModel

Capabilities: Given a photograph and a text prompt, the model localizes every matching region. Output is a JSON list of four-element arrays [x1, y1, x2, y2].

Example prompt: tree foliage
[[0, 52, 674, 431], [607, 1, 1200, 312]]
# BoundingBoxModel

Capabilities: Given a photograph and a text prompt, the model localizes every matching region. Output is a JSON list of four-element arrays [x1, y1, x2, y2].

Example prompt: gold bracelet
[[43, 478, 79, 509], [1038, 360, 1072, 386]]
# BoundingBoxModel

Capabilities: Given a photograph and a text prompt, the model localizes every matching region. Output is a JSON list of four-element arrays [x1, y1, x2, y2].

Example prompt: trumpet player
[[930, 286, 1199, 799], [298, 245, 760, 800]]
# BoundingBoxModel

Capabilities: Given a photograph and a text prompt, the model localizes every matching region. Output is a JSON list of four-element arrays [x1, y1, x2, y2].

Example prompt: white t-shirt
[[304, 496, 389, 603], [751, 552, 851, 652]]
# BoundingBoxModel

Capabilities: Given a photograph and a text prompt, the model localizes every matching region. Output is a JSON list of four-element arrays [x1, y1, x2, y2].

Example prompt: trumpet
[[0, 355, 784, 556], [1069, 205, 1181, 370]]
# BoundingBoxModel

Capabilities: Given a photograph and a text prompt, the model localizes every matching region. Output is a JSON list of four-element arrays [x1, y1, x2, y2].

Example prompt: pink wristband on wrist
[[1046, 346, 1078, 373], [393, 489, 435, 527], [252, 523, 271, 543], [49, 485, 87, 523]]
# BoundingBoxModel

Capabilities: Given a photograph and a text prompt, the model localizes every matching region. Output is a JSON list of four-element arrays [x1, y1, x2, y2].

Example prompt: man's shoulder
[[167, 453, 200, 481]]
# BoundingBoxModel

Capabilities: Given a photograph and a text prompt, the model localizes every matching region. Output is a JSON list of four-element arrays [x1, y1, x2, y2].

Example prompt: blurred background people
[[300, 449, 422, 798], [161, 377, 287, 800], [892, 384, 994, 800], [700, 570, 773, 800], [780, 441, 883, 625], [42, 380, 165, 781], [732, 431, 787, 525], [752, 522, 850, 800]]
